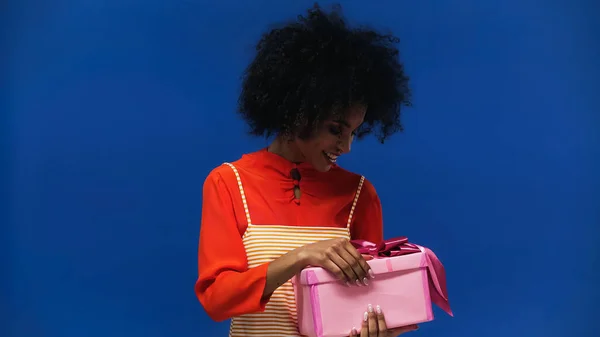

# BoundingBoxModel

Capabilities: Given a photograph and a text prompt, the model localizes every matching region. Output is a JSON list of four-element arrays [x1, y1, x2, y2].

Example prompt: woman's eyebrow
[[333, 119, 351, 128]]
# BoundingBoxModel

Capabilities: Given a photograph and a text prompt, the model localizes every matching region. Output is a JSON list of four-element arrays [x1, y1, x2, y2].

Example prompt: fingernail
[[363, 312, 368, 321], [376, 305, 382, 314], [352, 327, 357, 334], [362, 277, 369, 286], [345, 281, 351, 287], [368, 304, 373, 313], [355, 279, 362, 286], [368, 269, 375, 279]]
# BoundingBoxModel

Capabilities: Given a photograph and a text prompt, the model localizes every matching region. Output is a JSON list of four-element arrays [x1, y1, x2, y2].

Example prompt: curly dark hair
[[237, 3, 411, 143]]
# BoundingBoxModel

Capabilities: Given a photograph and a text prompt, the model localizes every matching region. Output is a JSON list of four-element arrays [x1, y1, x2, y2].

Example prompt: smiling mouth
[[323, 151, 339, 163]]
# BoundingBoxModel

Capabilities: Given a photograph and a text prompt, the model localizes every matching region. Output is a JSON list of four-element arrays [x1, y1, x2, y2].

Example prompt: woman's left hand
[[349, 304, 418, 337]]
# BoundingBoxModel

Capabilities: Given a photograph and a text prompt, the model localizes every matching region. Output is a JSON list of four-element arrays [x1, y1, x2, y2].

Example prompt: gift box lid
[[293, 249, 426, 286]]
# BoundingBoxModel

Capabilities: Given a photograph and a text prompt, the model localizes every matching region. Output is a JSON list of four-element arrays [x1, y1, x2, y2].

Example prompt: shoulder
[[330, 165, 379, 201], [204, 150, 257, 180], [202, 150, 264, 189], [202, 160, 241, 192], [204, 164, 234, 184]]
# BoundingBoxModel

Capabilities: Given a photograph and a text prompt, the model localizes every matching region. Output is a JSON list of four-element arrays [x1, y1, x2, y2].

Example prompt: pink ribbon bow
[[350, 237, 454, 317], [350, 236, 421, 257]]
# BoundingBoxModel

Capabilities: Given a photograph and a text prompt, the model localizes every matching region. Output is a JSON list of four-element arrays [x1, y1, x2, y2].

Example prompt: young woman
[[195, 4, 417, 337]]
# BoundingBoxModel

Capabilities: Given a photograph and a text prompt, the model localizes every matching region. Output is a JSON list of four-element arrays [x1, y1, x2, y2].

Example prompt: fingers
[[361, 254, 374, 261], [308, 238, 374, 285], [375, 305, 388, 335], [367, 305, 378, 337], [333, 248, 368, 286], [318, 257, 348, 284], [314, 239, 355, 283], [340, 242, 374, 283], [325, 253, 359, 284], [325, 239, 373, 285], [360, 310, 369, 337], [350, 305, 418, 337], [355, 304, 381, 337]]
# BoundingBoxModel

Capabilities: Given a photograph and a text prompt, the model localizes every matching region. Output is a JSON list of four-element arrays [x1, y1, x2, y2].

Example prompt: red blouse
[[195, 148, 383, 321]]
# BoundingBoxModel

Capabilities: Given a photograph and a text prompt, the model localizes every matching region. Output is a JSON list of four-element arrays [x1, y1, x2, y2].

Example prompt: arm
[[350, 178, 384, 242], [194, 169, 307, 321], [195, 170, 270, 321], [262, 249, 307, 298]]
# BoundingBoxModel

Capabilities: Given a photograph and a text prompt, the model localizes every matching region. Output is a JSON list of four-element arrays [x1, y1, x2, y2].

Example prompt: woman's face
[[294, 105, 366, 172]]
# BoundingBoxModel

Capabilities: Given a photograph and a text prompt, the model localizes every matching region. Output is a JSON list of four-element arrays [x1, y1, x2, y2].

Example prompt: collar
[[242, 148, 337, 181]]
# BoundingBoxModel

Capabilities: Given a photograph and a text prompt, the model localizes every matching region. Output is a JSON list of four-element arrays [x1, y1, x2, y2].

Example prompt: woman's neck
[[267, 136, 304, 164]]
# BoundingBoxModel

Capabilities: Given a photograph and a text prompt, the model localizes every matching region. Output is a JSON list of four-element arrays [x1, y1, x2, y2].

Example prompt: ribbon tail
[[423, 247, 454, 317]]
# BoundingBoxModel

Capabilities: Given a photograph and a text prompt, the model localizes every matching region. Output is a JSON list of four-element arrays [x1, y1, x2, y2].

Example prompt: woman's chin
[[316, 165, 332, 173], [312, 160, 333, 173]]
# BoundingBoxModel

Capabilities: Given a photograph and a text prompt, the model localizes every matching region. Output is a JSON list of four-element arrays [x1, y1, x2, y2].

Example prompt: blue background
[[3, 0, 599, 336]]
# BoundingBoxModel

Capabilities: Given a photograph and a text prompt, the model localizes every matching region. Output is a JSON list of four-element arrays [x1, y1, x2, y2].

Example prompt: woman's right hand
[[295, 238, 374, 286]]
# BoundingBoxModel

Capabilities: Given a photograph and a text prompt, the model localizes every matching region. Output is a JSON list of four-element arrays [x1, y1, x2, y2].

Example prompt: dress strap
[[223, 162, 252, 226], [346, 176, 365, 229]]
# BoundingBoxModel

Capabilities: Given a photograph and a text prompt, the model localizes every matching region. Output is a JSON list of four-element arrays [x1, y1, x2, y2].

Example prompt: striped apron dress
[[223, 162, 365, 337]]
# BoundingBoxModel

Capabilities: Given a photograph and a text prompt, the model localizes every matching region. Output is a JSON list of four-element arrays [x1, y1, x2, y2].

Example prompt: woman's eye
[[328, 125, 341, 135]]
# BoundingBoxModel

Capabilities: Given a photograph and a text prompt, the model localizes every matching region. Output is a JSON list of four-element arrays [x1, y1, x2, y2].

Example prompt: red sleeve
[[194, 168, 270, 322], [350, 178, 384, 243]]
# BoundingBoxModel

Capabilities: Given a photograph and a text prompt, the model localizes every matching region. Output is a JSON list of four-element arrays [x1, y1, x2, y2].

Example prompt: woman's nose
[[337, 136, 352, 154]]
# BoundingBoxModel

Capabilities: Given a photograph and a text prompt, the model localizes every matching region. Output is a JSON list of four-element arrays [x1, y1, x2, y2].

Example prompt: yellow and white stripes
[[224, 163, 364, 337]]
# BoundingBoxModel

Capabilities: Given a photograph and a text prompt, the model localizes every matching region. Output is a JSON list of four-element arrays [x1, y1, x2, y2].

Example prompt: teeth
[[325, 152, 338, 162]]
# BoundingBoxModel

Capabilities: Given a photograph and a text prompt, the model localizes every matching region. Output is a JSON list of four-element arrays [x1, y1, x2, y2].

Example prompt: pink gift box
[[291, 237, 453, 337]]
